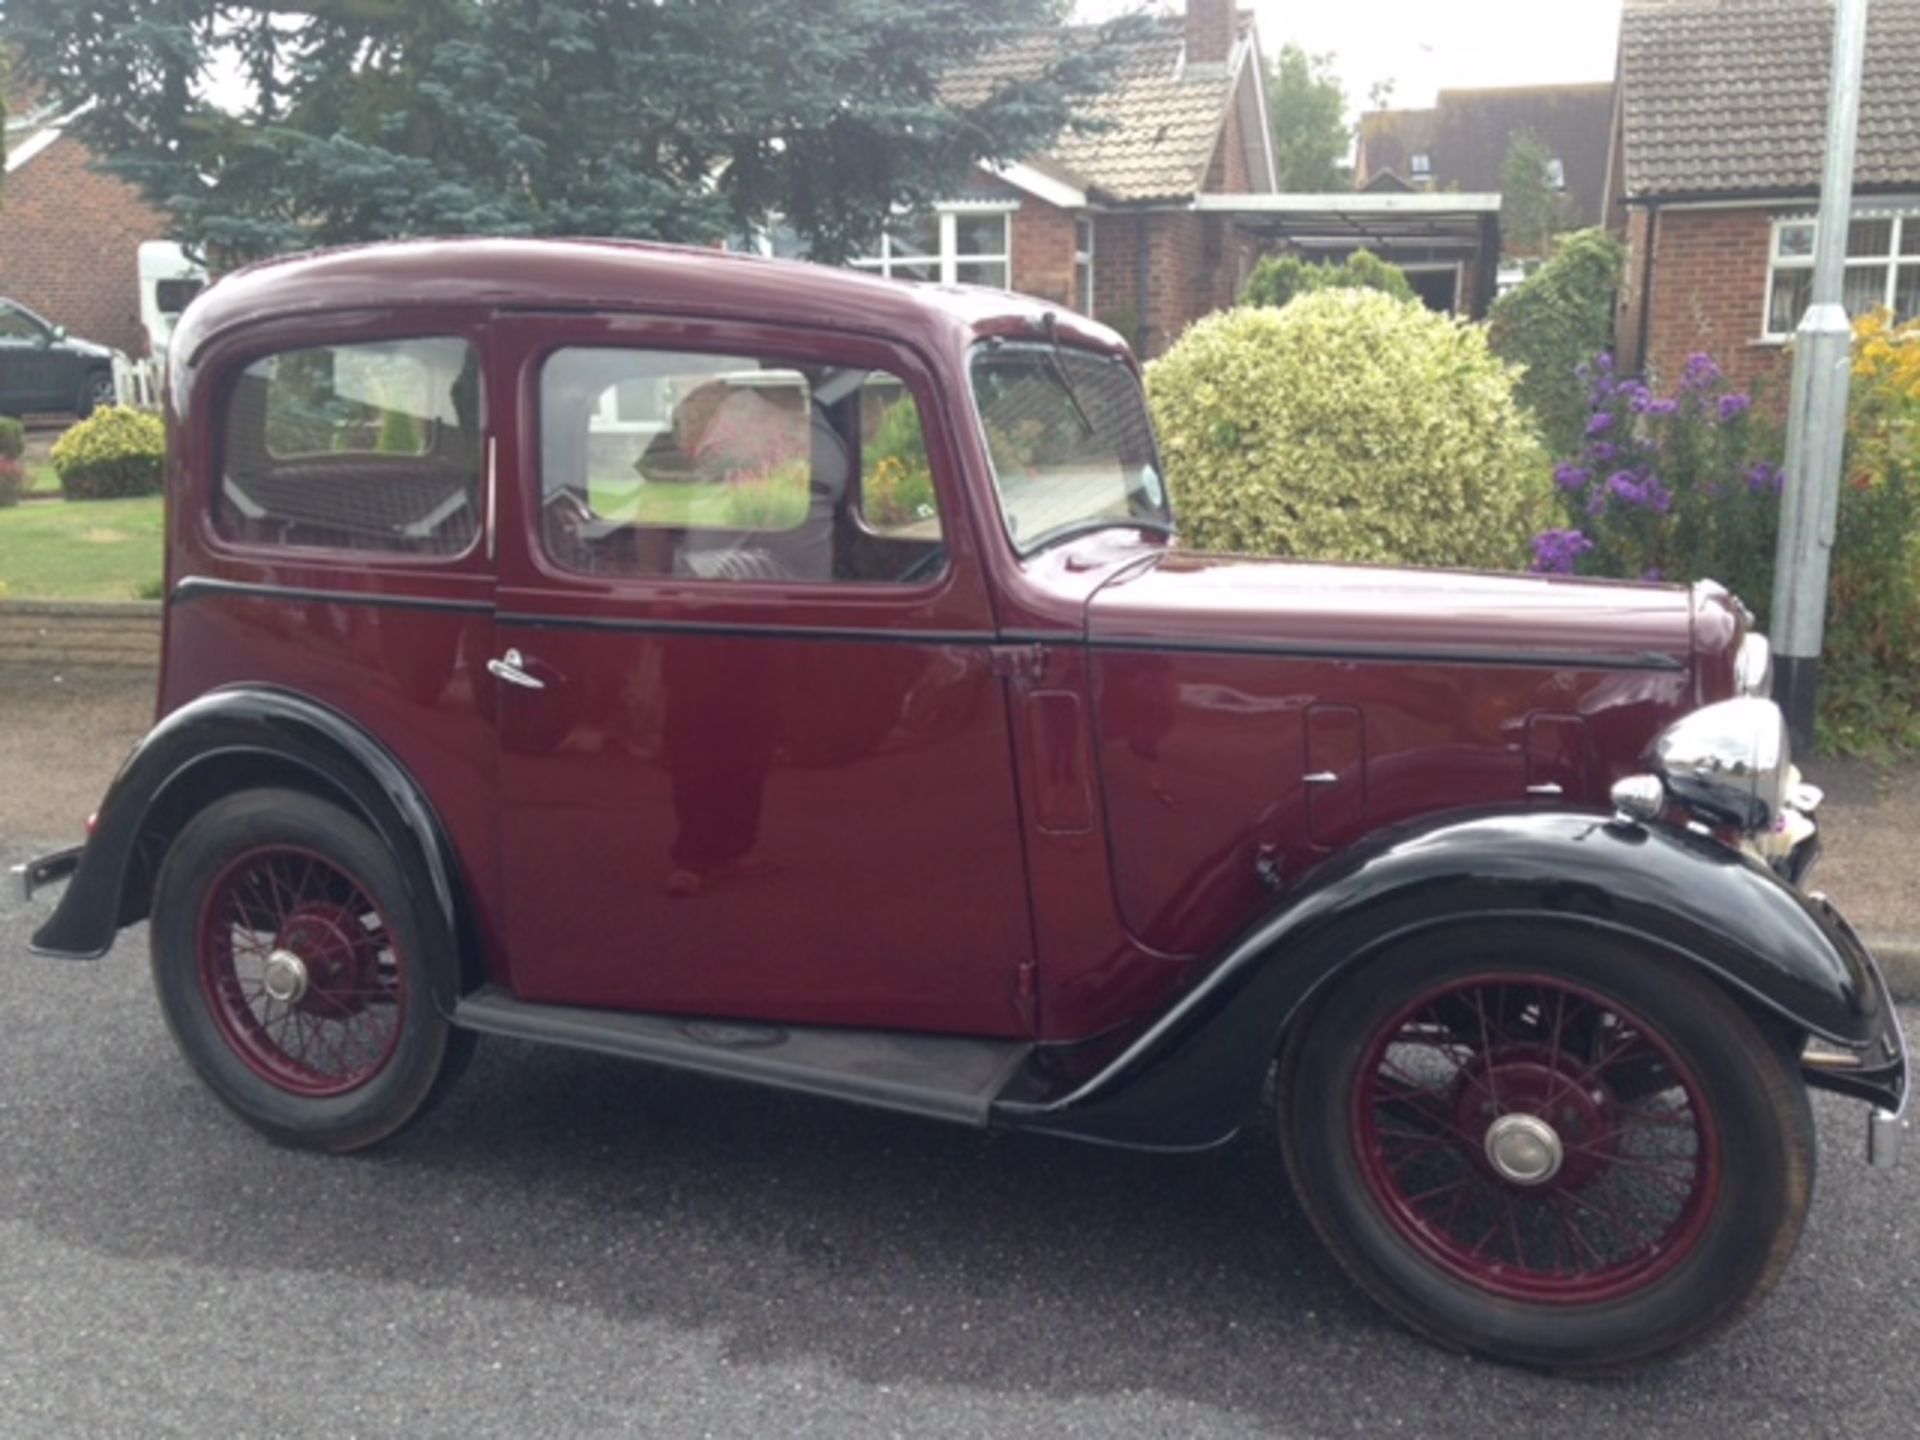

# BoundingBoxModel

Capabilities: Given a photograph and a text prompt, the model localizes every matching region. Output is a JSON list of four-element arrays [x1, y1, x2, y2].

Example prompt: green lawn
[[0, 493, 166, 601]]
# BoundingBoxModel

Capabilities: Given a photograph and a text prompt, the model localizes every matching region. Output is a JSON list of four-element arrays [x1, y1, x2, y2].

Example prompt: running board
[[452, 987, 1031, 1127]]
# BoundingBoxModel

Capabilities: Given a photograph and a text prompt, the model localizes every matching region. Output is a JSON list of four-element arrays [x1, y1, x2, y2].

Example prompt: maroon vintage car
[[18, 239, 1907, 1371]]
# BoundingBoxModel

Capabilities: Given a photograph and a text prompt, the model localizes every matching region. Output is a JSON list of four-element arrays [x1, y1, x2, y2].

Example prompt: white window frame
[[1764, 208, 1920, 340], [1075, 218, 1096, 315], [851, 202, 1015, 288]]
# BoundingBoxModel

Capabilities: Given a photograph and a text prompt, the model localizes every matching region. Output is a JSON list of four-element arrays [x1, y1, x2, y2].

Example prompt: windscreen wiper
[[1037, 312, 1097, 438]]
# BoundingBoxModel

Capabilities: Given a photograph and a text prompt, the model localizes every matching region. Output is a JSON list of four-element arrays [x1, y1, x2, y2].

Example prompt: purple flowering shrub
[[1532, 352, 1782, 618], [1534, 329, 1920, 754]]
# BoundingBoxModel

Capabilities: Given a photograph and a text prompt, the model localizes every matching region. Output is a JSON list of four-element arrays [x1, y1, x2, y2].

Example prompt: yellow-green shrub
[[1147, 291, 1551, 569], [50, 406, 166, 500]]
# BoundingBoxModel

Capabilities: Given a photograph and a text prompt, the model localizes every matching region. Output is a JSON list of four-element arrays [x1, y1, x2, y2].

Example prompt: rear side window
[[219, 338, 482, 557]]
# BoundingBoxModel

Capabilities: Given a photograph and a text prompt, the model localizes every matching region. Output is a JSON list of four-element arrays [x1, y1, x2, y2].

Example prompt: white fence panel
[[112, 356, 163, 412]]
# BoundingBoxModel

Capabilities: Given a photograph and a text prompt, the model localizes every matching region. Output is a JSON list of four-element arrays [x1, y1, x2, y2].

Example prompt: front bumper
[[12, 846, 80, 904], [1801, 893, 1909, 1169]]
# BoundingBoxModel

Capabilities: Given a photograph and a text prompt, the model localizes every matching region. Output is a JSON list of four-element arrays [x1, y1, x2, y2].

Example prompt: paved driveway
[[1, 860, 1915, 1438]]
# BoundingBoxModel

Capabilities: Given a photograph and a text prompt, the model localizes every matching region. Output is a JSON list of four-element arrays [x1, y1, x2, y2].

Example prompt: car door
[[0, 304, 58, 412], [487, 312, 1037, 1038]]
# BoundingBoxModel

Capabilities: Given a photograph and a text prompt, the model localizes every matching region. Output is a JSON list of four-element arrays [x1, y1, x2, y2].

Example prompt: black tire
[[76, 369, 115, 417], [1279, 922, 1815, 1373], [150, 788, 473, 1152]]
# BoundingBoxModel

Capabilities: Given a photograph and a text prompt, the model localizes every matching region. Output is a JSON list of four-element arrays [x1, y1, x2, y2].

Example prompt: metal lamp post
[[1773, 0, 1871, 749]]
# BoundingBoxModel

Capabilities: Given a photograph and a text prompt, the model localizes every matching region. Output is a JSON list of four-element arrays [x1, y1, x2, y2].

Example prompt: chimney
[[1184, 0, 1236, 71]]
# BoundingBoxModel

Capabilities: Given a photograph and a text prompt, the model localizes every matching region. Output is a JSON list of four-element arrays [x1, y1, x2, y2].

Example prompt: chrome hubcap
[[262, 948, 310, 1004], [1484, 1113, 1564, 1186]]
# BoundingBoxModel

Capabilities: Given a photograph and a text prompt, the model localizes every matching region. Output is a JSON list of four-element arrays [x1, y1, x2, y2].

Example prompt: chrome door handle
[[1303, 771, 1340, 787], [1526, 782, 1565, 797], [487, 648, 545, 690]]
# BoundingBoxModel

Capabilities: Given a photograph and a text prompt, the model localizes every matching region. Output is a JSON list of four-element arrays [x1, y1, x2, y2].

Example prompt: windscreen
[[969, 342, 1170, 554]]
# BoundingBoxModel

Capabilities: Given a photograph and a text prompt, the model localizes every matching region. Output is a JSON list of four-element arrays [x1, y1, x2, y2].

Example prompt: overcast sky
[[1079, 0, 1625, 118]]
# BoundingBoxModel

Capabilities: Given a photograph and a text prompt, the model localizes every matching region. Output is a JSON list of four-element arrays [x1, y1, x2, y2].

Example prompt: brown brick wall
[[1009, 198, 1080, 311], [1084, 209, 1252, 358], [0, 134, 170, 356], [1184, 0, 1236, 66], [1143, 211, 1244, 356], [1091, 213, 1142, 342], [1630, 205, 1789, 401], [1205, 75, 1252, 195]]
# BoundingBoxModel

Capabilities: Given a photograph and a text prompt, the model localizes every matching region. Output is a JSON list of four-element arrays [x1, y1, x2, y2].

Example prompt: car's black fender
[[29, 686, 473, 1010], [993, 808, 1890, 1151]]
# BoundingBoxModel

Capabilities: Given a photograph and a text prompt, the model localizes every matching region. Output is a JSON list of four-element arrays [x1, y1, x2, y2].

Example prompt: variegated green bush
[[1147, 291, 1551, 570]]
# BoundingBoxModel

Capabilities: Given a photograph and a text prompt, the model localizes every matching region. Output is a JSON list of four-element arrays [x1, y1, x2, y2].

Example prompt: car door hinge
[[990, 643, 1050, 682]]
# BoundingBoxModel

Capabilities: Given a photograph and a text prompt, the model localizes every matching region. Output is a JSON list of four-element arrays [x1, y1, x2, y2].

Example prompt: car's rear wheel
[[151, 789, 472, 1151], [1279, 924, 1814, 1372]]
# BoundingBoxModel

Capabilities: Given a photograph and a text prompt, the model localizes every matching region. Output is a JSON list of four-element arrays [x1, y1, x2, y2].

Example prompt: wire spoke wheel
[[1279, 924, 1817, 1370], [196, 843, 408, 1098], [1353, 973, 1720, 1304]]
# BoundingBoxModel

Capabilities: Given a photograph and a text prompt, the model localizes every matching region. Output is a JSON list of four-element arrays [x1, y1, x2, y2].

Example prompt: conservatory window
[[851, 208, 1013, 289]]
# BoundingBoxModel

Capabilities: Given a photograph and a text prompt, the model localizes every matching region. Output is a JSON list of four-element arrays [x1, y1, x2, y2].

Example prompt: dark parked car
[[17, 239, 1908, 1372], [0, 298, 118, 416]]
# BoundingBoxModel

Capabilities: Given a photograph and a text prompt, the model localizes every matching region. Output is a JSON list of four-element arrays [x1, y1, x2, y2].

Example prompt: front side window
[[851, 209, 1012, 289], [219, 337, 482, 557], [1767, 212, 1920, 337], [969, 342, 1170, 555], [538, 346, 944, 584]]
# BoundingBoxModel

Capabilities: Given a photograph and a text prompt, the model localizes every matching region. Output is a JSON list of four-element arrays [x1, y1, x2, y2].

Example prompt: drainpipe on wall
[[1134, 212, 1151, 357], [1632, 203, 1659, 375]]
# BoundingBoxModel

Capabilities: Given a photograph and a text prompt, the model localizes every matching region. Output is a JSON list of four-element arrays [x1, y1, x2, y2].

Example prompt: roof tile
[[1621, 0, 1920, 198], [940, 15, 1252, 203]]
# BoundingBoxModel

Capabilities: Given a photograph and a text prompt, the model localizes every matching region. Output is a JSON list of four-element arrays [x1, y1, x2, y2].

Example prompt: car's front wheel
[[1279, 924, 1814, 1372], [150, 788, 472, 1151]]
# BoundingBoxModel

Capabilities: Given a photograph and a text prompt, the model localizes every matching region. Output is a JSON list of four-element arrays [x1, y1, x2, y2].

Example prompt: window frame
[[850, 203, 1015, 289], [1764, 209, 1920, 340]]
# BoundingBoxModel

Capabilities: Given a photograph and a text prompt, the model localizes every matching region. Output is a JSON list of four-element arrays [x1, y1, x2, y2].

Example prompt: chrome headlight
[[1651, 697, 1791, 833], [1734, 632, 1774, 698]]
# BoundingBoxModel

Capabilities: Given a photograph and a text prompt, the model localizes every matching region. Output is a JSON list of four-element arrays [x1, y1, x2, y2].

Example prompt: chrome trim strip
[[13, 846, 81, 903], [485, 433, 498, 564]]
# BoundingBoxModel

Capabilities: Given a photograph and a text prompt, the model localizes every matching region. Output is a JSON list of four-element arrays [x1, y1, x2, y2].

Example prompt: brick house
[[3, 87, 171, 357], [864, 0, 1279, 357], [1356, 83, 1615, 248], [1609, 0, 1920, 396]]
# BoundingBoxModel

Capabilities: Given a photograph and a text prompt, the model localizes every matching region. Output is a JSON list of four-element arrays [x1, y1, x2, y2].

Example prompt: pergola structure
[[1192, 193, 1505, 318]]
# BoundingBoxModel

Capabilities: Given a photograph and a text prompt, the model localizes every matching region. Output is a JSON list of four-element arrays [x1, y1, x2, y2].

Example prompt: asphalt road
[[2, 843, 1915, 1440]]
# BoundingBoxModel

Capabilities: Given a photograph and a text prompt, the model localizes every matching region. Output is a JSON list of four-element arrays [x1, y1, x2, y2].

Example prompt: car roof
[[173, 237, 1126, 366]]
